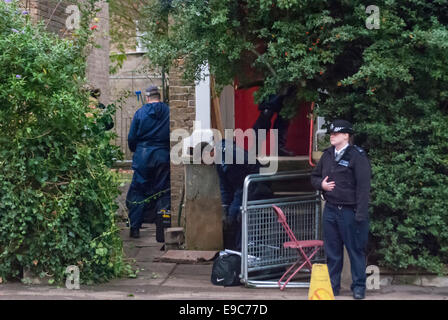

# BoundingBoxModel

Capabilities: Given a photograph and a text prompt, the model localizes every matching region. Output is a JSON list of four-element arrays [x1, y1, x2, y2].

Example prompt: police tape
[[125, 188, 170, 206]]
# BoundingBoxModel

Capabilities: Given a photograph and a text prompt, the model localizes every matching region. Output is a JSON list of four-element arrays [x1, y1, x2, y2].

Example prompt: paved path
[[1, 224, 448, 300]]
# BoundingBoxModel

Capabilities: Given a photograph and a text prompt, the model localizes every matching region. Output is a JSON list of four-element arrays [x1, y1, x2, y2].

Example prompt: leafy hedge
[[0, 0, 129, 284], [314, 1, 448, 274], [139, 0, 448, 274]]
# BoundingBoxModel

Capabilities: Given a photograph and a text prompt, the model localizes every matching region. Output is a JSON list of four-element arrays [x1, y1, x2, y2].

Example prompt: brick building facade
[[23, 0, 196, 228], [23, 0, 110, 105], [24, 0, 69, 36], [168, 63, 196, 226]]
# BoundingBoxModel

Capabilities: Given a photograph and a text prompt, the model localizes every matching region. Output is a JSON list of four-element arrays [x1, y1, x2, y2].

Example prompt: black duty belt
[[326, 202, 356, 211]]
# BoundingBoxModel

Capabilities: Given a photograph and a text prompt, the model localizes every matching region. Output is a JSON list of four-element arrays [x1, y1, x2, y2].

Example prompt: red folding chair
[[272, 205, 324, 291]]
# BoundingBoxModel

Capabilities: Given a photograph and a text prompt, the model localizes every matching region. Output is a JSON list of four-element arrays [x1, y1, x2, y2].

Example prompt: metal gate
[[241, 171, 324, 288], [109, 54, 165, 161]]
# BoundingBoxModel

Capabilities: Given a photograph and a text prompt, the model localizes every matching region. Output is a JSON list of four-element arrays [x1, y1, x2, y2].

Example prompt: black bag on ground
[[211, 253, 241, 286]]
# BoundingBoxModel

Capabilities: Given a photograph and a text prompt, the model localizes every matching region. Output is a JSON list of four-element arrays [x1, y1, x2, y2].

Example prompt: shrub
[[0, 0, 129, 284]]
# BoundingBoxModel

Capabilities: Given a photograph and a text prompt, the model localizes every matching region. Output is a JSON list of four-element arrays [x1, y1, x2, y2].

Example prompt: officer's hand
[[321, 176, 336, 192]]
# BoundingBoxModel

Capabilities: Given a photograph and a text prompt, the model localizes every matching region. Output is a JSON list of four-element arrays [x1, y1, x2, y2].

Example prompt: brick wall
[[23, 0, 110, 105], [85, 0, 110, 105], [25, 0, 69, 37], [169, 62, 196, 227]]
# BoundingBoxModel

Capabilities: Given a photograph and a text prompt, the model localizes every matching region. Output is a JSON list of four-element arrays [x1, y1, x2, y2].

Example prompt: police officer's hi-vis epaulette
[[337, 147, 352, 167], [353, 145, 366, 155]]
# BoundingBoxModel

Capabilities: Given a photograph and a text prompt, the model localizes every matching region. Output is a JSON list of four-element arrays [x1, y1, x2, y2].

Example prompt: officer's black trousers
[[252, 111, 290, 154], [323, 203, 369, 294]]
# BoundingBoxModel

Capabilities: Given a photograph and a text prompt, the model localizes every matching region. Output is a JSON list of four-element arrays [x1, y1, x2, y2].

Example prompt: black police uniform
[[215, 139, 273, 251], [311, 120, 371, 298]]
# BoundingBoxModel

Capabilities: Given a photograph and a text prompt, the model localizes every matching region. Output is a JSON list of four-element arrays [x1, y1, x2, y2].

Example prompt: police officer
[[311, 119, 371, 299], [217, 140, 261, 251], [89, 88, 114, 131], [126, 86, 171, 240], [197, 139, 272, 251]]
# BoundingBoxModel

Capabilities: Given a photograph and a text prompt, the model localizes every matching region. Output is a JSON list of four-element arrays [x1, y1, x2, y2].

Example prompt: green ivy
[[0, 0, 130, 284]]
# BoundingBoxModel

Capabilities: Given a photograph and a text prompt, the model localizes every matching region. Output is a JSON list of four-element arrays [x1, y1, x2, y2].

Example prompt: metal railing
[[241, 171, 324, 288]]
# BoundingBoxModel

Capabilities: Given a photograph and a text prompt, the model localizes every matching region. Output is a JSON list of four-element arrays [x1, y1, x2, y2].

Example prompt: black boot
[[156, 223, 164, 243], [275, 116, 296, 157], [156, 209, 171, 243], [129, 227, 140, 239], [279, 147, 296, 157]]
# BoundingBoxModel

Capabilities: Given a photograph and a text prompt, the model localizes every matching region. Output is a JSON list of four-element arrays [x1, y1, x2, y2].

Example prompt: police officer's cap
[[329, 119, 354, 134], [145, 85, 160, 97]]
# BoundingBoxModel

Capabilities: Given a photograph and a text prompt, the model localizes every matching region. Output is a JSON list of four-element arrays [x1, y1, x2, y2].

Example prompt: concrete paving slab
[[169, 263, 213, 276], [156, 250, 218, 264], [134, 246, 165, 262]]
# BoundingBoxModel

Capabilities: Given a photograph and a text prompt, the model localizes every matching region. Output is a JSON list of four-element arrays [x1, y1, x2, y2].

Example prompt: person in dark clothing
[[252, 87, 296, 156], [126, 86, 171, 241], [89, 88, 114, 131], [199, 139, 272, 251], [216, 140, 257, 251], [311, 119, 371, 299]]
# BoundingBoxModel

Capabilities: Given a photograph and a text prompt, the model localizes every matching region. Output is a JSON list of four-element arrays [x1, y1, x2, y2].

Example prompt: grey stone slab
[[156, 250, 218, 264]]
